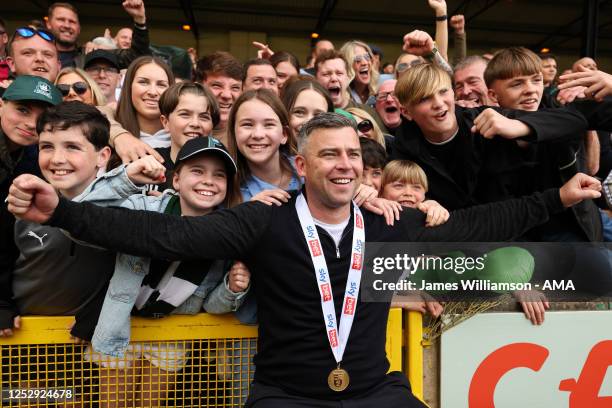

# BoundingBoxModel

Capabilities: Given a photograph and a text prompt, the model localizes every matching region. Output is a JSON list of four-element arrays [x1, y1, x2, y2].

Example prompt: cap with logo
[[2, 75, 62, 106], [176, 137, 237, 177], [84, 50, 120, 71]]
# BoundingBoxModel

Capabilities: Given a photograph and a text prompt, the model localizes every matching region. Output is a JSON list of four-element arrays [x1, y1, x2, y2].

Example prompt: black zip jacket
[[46, 188, 564, 399], [392, 105, 602, 241]]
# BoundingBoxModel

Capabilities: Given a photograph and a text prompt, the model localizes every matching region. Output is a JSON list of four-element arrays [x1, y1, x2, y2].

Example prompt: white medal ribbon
[[295, 193, 365, 363]]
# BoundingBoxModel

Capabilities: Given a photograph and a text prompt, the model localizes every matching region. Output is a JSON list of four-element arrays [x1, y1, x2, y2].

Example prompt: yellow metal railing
[[1, 309, 422, 407]]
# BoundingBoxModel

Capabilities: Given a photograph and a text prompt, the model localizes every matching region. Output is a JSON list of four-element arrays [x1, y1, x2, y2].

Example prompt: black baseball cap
[[176, 137, 237, 177], [84, 50, 120, 70]]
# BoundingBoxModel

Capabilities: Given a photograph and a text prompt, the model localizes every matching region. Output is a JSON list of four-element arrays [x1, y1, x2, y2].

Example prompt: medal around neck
[[328, 367, 350, 392], [295, 193, 365, 392]]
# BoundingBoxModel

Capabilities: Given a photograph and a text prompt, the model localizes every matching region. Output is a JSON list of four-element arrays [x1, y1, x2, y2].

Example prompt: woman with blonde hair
[[340, 40, 379, 106], [346, 107, 393, 154], [55, 67, 106, 106]]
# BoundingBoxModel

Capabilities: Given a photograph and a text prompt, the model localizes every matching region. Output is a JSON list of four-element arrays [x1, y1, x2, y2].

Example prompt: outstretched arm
[[8, 175, 271, 261], [406, 173, 601, 242]]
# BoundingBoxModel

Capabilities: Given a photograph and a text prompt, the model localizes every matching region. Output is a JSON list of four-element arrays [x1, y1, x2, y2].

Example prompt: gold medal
[[328, 367, 350, 392]]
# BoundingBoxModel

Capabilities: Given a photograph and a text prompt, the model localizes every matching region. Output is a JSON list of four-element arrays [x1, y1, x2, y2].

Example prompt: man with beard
[[45, 1, 150, 69]]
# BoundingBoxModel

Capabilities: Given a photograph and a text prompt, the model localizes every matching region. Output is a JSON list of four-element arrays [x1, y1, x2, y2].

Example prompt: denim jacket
[[81, 166, 251, 357]]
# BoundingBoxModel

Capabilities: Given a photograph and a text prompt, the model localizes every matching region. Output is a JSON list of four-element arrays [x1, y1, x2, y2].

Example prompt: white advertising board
[[441, 311, 612, 408]]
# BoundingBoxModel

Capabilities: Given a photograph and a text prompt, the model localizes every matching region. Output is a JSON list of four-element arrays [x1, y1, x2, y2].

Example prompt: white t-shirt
[[314, 217, 350, 247]]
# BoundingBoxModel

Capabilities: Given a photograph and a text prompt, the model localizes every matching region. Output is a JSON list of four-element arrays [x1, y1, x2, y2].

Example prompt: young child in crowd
[[1, 101, 148, 341], [82, 136, 248, 407], [151, 81, 220, 191]]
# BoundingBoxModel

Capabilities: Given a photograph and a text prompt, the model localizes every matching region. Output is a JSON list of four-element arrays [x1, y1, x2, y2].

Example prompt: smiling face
[[234, 99, 287, 169], [382, 179, 425, 208], [352, 45, 371, 87], [404, 87, 457, 141], [173, 154, 228, 217], [488, 72, 543, 112], [454, 60, 489, 106], [204, 73, 242, 127], [243, 64, 279, 95], [38, 126, 110, 199], [131, 62, 170, 121], [316, 58, 349, 108], [46, 6, 80, 48], [275, 61, 298, 89], [295, 126, 362, 211], [289, 89, 328, 136], [7, 35, 60, 82], [375, 79, 401, 129], [56, 72, 93, 104], [85, 60, 120, 102], [161, 93, 213, 158], [0, 100, 46, 149]]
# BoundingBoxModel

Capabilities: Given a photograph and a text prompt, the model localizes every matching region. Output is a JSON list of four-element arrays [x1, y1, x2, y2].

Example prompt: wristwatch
[[424, 42, 440, 61]]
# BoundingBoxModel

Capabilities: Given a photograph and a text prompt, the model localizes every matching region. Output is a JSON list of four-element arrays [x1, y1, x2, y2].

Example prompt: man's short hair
[[194, 51, 243, 83], [242, 58, 274, 82], [395, 63, 452, 107], [314, 50, 348, 75], [483, 47, 542, 87], [298, 112, 356, 153], [48, 2, 79, 18], [453, 55, 489, 74], [36, 101, 110, 150]]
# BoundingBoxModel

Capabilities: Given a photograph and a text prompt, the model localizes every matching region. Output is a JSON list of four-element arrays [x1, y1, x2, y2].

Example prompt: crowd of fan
[[1, 0, 612, 405]]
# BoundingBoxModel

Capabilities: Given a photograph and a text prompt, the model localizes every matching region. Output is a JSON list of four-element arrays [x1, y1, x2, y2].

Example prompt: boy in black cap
[[84, 50, 121, 106]]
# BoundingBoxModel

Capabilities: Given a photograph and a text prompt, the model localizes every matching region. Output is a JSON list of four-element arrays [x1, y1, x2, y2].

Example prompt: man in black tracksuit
[[6, 113, 601, 407]]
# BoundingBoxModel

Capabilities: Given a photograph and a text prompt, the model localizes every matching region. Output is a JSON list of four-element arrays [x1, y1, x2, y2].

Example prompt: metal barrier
[[0, 309, 422, 407]]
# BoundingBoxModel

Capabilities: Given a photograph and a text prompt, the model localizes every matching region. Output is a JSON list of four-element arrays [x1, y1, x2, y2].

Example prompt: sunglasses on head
[[354, 53, 372, 64], [56, 82, 89, 96], [357, 119, 373, 133], [13, 27, 55, 42]]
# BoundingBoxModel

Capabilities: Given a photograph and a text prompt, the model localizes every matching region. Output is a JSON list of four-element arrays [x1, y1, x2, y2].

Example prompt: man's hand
[[228, 261, 250, 293], [392, 291, 443, 317], [250, 189, 290, 206], [472, 108, 531, 139], [114, 132, 165, 164], [0, 316, 21, 337], [362, 198, 403, 226], [428, 0, 447, 16], [558, 67, 612, 102], [513, 290, 549, 325], [450, 15, 465, 34], [556, 85, 586, 105], [126, 155, 166, 185], [122, 0, 146, 25], [559, 173, 601, 208], [417, 199, 450, 227], [353, 183, 378, 206], [252, 41, 274, 60], [402, 30, 434, 56], [7, 175, 59, 224]]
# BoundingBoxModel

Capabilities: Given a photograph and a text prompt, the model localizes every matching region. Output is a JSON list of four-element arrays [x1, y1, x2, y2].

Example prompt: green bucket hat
[[2, 75, 62, 106]]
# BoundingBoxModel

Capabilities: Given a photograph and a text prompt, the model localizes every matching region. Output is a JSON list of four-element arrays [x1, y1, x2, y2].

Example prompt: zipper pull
[[336, 246, 340, 258]]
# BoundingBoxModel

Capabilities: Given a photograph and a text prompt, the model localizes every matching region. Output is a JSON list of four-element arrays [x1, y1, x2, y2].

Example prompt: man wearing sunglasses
[[5, 27, 61, 87], [45, 0, 151, 69]]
